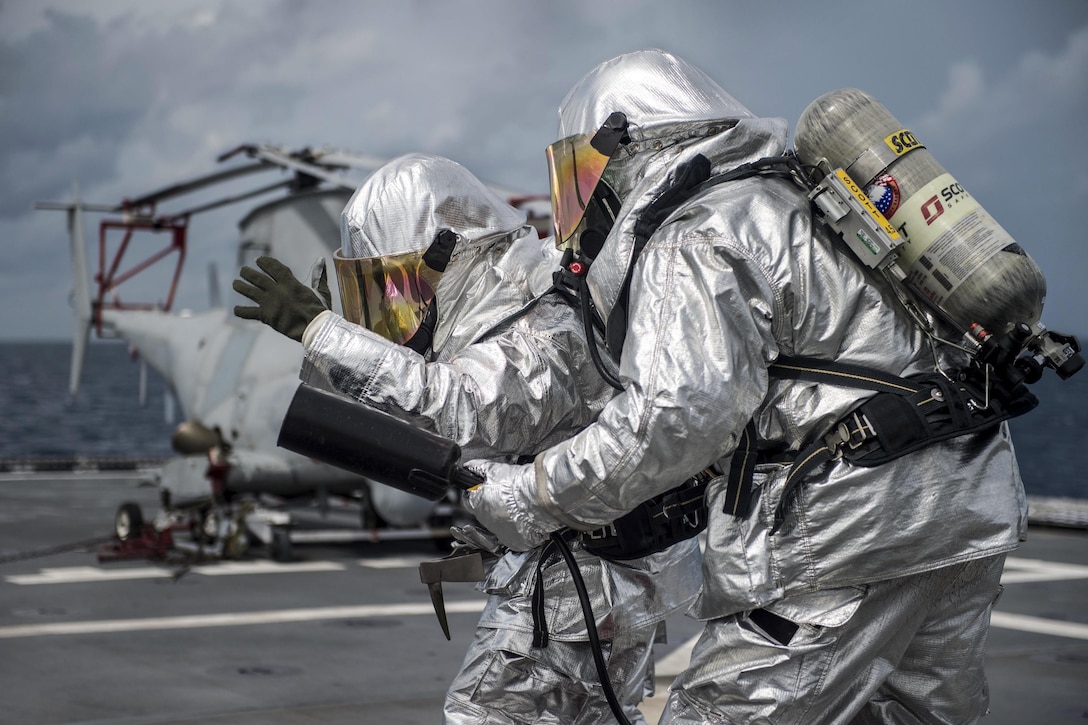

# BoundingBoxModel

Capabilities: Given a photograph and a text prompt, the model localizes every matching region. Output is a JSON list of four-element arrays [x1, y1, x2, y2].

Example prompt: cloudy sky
[[2, 0, 1086, 343]]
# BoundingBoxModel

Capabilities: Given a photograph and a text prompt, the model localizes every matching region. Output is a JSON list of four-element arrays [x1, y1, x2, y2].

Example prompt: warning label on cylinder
[[888, 173, 1015, 306]]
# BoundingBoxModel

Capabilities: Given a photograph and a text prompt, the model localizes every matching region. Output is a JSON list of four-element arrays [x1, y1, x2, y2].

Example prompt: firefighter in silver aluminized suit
[[236, 152, 702, 723], [463, 50, 1026, 723]]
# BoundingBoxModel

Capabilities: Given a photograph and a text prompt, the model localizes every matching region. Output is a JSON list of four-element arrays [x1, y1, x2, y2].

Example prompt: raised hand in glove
[[233, 256, 330, 342], [461, 459, 558, 552]]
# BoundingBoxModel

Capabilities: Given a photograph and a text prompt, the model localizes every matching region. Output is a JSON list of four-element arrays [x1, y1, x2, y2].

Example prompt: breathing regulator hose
[[550, 530, 634, 725]]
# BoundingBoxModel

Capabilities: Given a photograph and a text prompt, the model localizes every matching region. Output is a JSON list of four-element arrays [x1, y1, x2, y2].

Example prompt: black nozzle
[[1057, 351, 1085, 380], [277, 383, 473, 501], [1036, 330, 1084, 381]]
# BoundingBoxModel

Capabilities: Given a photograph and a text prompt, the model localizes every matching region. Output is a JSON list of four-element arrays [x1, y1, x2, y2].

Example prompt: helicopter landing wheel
[[115, 502, 145, 541]]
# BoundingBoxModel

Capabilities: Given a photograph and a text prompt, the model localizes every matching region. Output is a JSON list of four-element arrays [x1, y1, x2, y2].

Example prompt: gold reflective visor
[[545, 112, 628, 249], [333, 249, 443, 344]]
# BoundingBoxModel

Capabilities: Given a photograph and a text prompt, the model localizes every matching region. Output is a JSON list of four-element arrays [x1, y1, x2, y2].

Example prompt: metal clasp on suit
[[585, 523, 617, 540], [825, 411, 874, 457]]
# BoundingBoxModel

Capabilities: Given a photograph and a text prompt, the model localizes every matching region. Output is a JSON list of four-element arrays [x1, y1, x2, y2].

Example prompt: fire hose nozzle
[[277, 383, 480, 501]]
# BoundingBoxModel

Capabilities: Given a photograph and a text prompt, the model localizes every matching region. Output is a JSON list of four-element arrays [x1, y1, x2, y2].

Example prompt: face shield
[[546, 111, 629, 254], [333, 237, 449, 346]]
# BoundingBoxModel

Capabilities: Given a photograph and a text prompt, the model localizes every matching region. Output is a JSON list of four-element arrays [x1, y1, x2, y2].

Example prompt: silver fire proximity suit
[[464, 50, 1026, 723], [297, 153, 702, 724]]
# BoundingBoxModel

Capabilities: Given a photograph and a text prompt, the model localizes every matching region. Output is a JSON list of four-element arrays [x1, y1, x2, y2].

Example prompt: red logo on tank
[[920, 195, 944, 225]]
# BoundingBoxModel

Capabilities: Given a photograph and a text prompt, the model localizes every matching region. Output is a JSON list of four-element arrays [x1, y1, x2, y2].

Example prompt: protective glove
[[461, 459, 555, 552], [449, 523, 507, 557], [233, 256, 330, 342]]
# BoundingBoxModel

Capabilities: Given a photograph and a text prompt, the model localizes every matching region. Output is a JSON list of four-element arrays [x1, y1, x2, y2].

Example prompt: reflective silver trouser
[[662, 554, 1007, 725], [443, 615, 663, 724]]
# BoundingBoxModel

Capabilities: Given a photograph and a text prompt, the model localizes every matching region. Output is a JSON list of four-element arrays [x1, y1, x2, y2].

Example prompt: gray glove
[[233, 256, 330, 342], [449, 523, 508, 556], [461, 459, 556, 552]]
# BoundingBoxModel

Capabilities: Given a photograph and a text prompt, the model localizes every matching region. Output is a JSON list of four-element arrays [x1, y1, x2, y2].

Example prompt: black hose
[[550, 531, 633, 725], [579, 276, 624, 391]]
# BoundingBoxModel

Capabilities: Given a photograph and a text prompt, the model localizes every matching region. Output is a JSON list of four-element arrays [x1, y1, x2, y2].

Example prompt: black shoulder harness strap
[[723, 355, 1039, 535], [604, 154, 713, 360], [604, 154, 803, 362]]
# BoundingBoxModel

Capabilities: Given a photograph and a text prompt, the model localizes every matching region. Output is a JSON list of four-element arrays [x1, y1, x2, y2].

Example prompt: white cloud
[[918, 24, 1088, 148], [3, 1, 1087, 339]]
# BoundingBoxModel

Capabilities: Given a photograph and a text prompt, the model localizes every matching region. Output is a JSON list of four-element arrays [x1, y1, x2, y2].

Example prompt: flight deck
[[1, 471, 1085, 724]]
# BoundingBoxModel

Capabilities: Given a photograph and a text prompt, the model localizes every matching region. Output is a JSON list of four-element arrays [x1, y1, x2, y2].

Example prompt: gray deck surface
[[1, 472, 1085, 724]]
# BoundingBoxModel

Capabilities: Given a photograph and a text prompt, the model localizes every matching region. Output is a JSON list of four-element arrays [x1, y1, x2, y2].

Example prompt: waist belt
[[723, 356, 1039, 535], [530, 472, 711, 648], [579, 471, 711, 561]]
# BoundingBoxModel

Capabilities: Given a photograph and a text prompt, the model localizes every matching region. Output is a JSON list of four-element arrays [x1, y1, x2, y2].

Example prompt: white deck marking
[[989, 611, 1088, 641], [15, 555, 1082, 587], [999, 556, 1088, 583], [5, 560, 345, 585], [5, 556, 1085, 645], [0, 600, 486, 639], [357, 556, 428, 569], [193, 561, 345, 576], [6, 566, 173, 584]]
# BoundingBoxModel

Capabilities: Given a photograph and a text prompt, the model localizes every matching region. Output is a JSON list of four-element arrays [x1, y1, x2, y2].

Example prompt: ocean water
[[0, 341, 175, 460], [0, 341, 1085, 499]]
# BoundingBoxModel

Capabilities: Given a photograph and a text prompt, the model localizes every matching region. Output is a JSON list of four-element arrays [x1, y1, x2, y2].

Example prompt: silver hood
[[340, 152, 525, 259], [556, 49, 788, 326], [306, 154, 613, 459], [338, 152, 539, 355]]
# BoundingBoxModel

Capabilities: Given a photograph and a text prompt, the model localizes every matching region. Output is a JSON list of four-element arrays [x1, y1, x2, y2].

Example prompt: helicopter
[[36, 143, 551, 562]]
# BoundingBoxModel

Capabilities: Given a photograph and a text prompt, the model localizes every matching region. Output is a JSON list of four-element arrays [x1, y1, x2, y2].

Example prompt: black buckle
[[585, 523, 618, 541], [826, 411, 873, 455]]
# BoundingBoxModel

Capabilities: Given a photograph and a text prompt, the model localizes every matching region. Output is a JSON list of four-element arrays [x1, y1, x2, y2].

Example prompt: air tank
[[794, 88, 1046, 339]]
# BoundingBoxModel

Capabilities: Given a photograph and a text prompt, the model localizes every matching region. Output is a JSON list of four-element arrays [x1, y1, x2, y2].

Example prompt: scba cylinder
[[793, 88, 1046, 340]]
